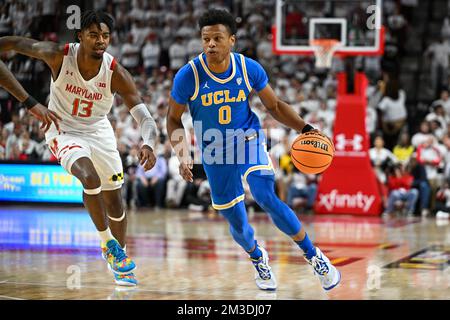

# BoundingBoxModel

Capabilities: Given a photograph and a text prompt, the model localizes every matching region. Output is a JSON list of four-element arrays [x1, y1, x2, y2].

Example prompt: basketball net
[[309, 39, 342, 69]]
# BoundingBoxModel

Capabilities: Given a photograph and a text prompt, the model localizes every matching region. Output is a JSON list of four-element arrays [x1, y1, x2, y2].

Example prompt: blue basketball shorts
[[202, 136, 274, 210]]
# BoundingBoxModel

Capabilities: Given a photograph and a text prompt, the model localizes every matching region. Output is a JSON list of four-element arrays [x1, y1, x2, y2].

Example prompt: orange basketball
[[290, 131, 335, 174]]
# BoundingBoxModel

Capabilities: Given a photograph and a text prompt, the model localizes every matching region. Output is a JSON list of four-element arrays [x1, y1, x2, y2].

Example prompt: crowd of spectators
[[0, 0, 449, 217]]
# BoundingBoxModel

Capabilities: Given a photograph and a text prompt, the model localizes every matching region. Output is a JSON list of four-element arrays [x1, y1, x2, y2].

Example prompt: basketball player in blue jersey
[[167, 9, 341, 291]]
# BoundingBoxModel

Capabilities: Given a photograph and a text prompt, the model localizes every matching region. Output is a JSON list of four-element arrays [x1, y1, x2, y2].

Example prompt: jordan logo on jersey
[[236, 77, 242, 85], [66, 70, 73, 76], [203, 82, 209, 89]]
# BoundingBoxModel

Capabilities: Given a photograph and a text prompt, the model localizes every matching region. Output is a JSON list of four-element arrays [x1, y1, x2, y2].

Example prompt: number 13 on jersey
[[72, 98, 93, 118]]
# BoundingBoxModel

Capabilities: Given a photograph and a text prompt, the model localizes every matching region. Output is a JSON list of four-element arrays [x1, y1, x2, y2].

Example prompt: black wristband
[[302, 124, 314, 133], [22, 96, 38, 110]]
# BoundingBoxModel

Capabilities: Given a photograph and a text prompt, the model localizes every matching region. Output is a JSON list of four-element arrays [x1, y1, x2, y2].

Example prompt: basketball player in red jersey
[[0, 11, 158, 286]]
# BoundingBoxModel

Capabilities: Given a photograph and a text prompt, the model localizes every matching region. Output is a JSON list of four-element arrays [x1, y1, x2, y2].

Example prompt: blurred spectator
[[270, 133, 292, 201], [377, 76, 407, 150], [393, 132, 414, 164], [430, 119, 445, 142], [386, 5, 408, 55], [432, 89, 450, 115], [256, 34, 273, 68], [316, 99, 334, 136], [424, 37, 450, 97], [166, 154, 187, 208], [416, 136, 443, 210], [168, 35, 187, 73], [135, 154, 168, 209], [119, 119, 141, 146], [0, 4, 12, 37], [11, 2, 31, 36], [128, 0, 146, 24], [369, 135, 397, 184], [181, 164, 211, 212], [5, 123, 22, 159], [17, 131, 37, 161], [441, 17, 450, 43], [426, 102, 448, 126], [284, 4, 306, 40], [383, 163, 418, 216], [286, 168, 318, 213], [412, 121, 433, 147], [122, 145, 140, 210], [186, 35, 202, 61], [435, 180, 450, 218], [141, 33, 161, 76], [107, 35, 122, 61], [407, 156, 431, 216], [154, 101, 168, 139], [120, 34, 141, 74], [131, 19, 151, 48]]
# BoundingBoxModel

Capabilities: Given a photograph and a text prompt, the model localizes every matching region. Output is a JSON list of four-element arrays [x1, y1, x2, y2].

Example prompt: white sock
[[123, 245, 127, 253], [98, 227, 115, 244]]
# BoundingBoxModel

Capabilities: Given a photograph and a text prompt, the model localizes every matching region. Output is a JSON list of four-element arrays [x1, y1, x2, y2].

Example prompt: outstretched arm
[[111, 62, 158, 171], [0, 36, 64, 78], [0, 36, 65, 131], [0, 59, 31, 102], [0, 59, 61, 132]]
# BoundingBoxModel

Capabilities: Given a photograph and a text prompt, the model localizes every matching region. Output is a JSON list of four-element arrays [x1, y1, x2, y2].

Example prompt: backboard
[[273, 0, 384, 56]]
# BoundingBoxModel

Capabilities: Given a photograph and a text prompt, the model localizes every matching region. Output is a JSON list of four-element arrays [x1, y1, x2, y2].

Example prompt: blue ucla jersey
[[171, 52, 269, 153], [172, 52, 274, 208]]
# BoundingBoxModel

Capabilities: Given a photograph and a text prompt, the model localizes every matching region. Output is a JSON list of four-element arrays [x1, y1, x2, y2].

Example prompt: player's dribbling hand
[[179, 157, 193, 183], [139, 145, 157, 171], [28, 103, 62, 133]]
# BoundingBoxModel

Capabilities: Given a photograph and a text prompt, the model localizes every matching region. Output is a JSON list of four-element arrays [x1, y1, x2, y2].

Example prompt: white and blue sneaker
[[107, 263, 138, 286], [251, 246, 277, 291], [305, 247, 341, 291], [101, 242, 138, 286]]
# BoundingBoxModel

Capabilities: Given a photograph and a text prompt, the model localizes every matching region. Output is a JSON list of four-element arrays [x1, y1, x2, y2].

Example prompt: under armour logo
[[66, 70, 73, 76], [236, 77, 242, 85], [335, 134, 363, 151], [203, 82, 209, 89]]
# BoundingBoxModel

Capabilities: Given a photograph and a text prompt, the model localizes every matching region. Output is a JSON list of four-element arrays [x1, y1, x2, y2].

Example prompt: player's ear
[[230, 34, 236, 47]]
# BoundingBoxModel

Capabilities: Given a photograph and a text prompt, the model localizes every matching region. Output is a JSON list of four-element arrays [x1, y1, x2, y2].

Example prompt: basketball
[[290, 131, 335, 174]]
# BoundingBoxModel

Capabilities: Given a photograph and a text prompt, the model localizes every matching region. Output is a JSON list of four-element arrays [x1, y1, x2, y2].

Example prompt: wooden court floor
[[0, 205, 448, 300]]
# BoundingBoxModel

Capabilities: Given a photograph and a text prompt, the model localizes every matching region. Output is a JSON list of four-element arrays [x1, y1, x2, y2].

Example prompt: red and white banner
[[314, 72, 382, 215]]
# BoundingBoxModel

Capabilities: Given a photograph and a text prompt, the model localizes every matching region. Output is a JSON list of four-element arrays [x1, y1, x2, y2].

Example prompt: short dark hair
[[75, 10, 115, 42], [198, 9, 237, 35]]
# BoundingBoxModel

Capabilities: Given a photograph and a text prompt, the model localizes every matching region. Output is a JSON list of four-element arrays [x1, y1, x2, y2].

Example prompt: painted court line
[[0, 280, 240, 297], [0, 295, 25, 300]]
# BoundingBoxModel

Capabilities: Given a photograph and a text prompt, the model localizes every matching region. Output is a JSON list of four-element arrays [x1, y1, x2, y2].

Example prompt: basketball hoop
[[309, 39, 342, 69]]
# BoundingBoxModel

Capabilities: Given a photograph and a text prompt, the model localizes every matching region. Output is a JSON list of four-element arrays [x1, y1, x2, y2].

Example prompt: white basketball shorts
[[46, 125, 124, 191]]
